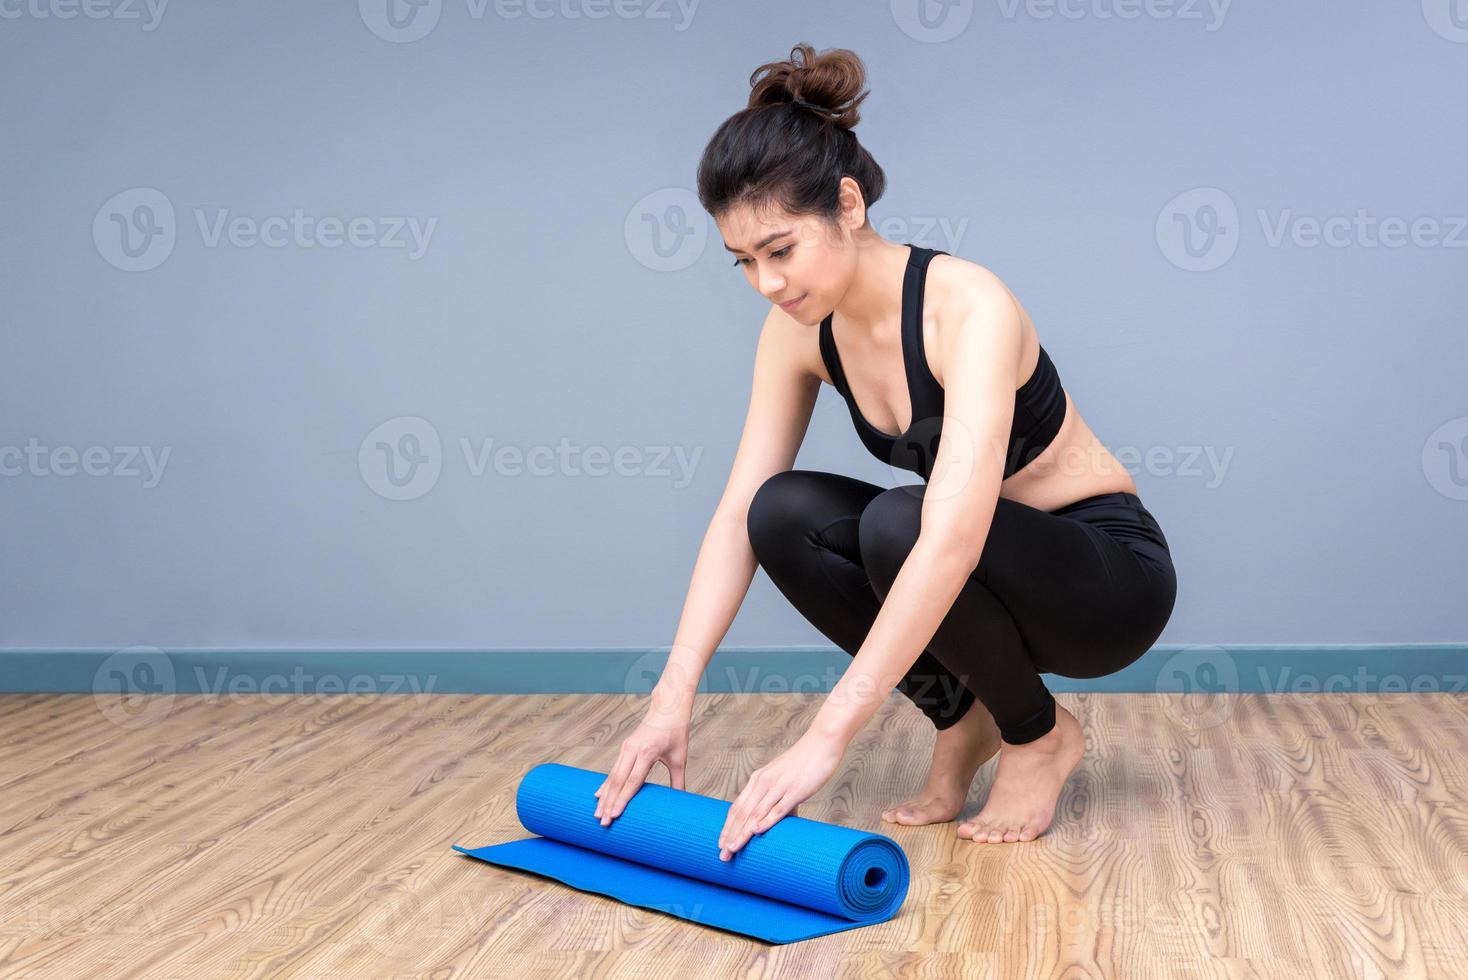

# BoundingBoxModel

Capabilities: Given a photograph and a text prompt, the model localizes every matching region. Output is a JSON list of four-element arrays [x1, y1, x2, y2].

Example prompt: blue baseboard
[[0, 645, 1464, 697]]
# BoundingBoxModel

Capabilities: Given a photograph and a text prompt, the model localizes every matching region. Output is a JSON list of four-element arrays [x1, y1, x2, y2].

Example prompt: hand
[[593, 710, 689, 826], [717, 731, 845, 861]]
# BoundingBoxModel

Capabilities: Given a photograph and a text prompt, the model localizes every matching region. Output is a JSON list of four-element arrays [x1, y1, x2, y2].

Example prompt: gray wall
[[2, 1, 1464, 651]]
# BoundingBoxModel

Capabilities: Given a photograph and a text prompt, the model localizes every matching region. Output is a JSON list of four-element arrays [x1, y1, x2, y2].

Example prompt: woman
[[594, 43, 1177, 850]]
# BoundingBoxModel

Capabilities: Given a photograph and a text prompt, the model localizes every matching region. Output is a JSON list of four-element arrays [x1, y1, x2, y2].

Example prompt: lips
[[779, 294, 805, 311]]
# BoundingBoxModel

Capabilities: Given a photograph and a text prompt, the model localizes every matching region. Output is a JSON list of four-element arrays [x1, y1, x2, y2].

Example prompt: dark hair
[[696, 43, 887, 229]]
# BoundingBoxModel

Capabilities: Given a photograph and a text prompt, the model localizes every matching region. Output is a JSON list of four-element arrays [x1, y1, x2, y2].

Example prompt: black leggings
[[745, 470, 1177, 745]]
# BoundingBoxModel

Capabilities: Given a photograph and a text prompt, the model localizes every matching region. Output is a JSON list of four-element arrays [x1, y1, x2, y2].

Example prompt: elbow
[[918, 524, 989, 574]]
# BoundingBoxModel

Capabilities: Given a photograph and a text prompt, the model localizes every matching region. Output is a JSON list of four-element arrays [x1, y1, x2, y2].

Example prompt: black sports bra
[[817, 244, 1066, 482]]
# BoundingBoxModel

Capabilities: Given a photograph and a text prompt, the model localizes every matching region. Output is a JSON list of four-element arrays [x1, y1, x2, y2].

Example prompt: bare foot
[[881, 700, 1001, 826], [956, 701, 1085, 844]]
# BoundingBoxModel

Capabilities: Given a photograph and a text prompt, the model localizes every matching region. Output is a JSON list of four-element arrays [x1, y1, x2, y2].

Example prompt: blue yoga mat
[[453, 762, 910, 943]]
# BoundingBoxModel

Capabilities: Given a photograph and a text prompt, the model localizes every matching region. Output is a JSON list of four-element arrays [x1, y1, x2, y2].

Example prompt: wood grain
[[1, 691, 1465, 978]]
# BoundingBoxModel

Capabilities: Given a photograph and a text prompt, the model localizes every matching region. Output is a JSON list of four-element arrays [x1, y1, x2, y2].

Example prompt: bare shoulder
[[923, 253, 1030, 386], [927, 252, 1020, 320]]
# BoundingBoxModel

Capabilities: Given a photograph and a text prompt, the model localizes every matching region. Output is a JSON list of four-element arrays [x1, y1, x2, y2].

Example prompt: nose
[[757, 269, 786, 300]]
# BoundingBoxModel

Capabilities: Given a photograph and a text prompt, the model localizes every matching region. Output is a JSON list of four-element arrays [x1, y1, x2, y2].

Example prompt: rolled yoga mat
[[453, 762, 910, 943]]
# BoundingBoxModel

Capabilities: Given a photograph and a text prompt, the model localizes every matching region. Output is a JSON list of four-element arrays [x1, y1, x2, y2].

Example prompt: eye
[[732, 246, 792, 267]]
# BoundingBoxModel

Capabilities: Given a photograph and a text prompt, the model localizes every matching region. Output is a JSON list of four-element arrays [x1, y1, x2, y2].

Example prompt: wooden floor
[[1, 690, 1466, 978]]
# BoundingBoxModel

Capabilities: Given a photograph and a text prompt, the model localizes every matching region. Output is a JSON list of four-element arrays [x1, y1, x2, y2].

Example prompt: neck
[[832, 232, 911, 338]]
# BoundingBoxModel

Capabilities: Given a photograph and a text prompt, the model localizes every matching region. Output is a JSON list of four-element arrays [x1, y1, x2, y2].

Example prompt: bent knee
[[857, 486, 921, 568], [746, 470, 807, 560]]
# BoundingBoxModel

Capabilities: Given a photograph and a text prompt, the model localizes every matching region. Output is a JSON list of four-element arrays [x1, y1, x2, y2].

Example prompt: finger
[[724, 787, 779, 857], [751, 792, 794, 835], [666, 754, 686, 793], [718, 798, 742, 852], [723, 785, 782, 859], [595, 748, 634, 819], [718, 795, 748, 852], [749, 785, 786, 835], [604, 752, 656, 824], [718, 775, 762, 849], [602, 754, 644, 824]]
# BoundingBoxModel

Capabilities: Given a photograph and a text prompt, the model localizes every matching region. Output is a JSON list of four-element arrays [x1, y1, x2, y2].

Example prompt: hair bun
[[747, 42, 869, 131]]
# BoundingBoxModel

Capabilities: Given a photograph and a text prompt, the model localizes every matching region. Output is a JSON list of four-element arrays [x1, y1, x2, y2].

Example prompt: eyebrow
[[722, 229, 794, 254]]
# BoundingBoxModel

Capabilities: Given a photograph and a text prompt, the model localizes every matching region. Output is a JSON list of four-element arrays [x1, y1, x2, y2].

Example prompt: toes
[[1002, 826, 1021, 843], [1018, 824, 1038, 842]]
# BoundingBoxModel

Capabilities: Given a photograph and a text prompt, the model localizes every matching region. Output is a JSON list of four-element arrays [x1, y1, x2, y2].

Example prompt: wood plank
[[0, 692, 1463, 977]]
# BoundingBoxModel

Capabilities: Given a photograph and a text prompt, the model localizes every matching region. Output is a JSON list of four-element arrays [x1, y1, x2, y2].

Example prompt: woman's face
[[716, 204, 851, 324]]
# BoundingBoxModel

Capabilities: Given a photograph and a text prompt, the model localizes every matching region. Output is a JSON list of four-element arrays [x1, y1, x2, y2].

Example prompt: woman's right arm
[[594, 308, 821, 821], [654, 305, 821, 721]]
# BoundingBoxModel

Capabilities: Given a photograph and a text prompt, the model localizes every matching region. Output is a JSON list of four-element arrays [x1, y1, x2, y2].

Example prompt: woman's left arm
[[718, 275, 1026, 860]]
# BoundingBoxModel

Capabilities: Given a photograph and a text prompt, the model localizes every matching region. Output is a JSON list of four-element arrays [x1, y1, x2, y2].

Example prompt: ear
[[836, 176, 867, 231]]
